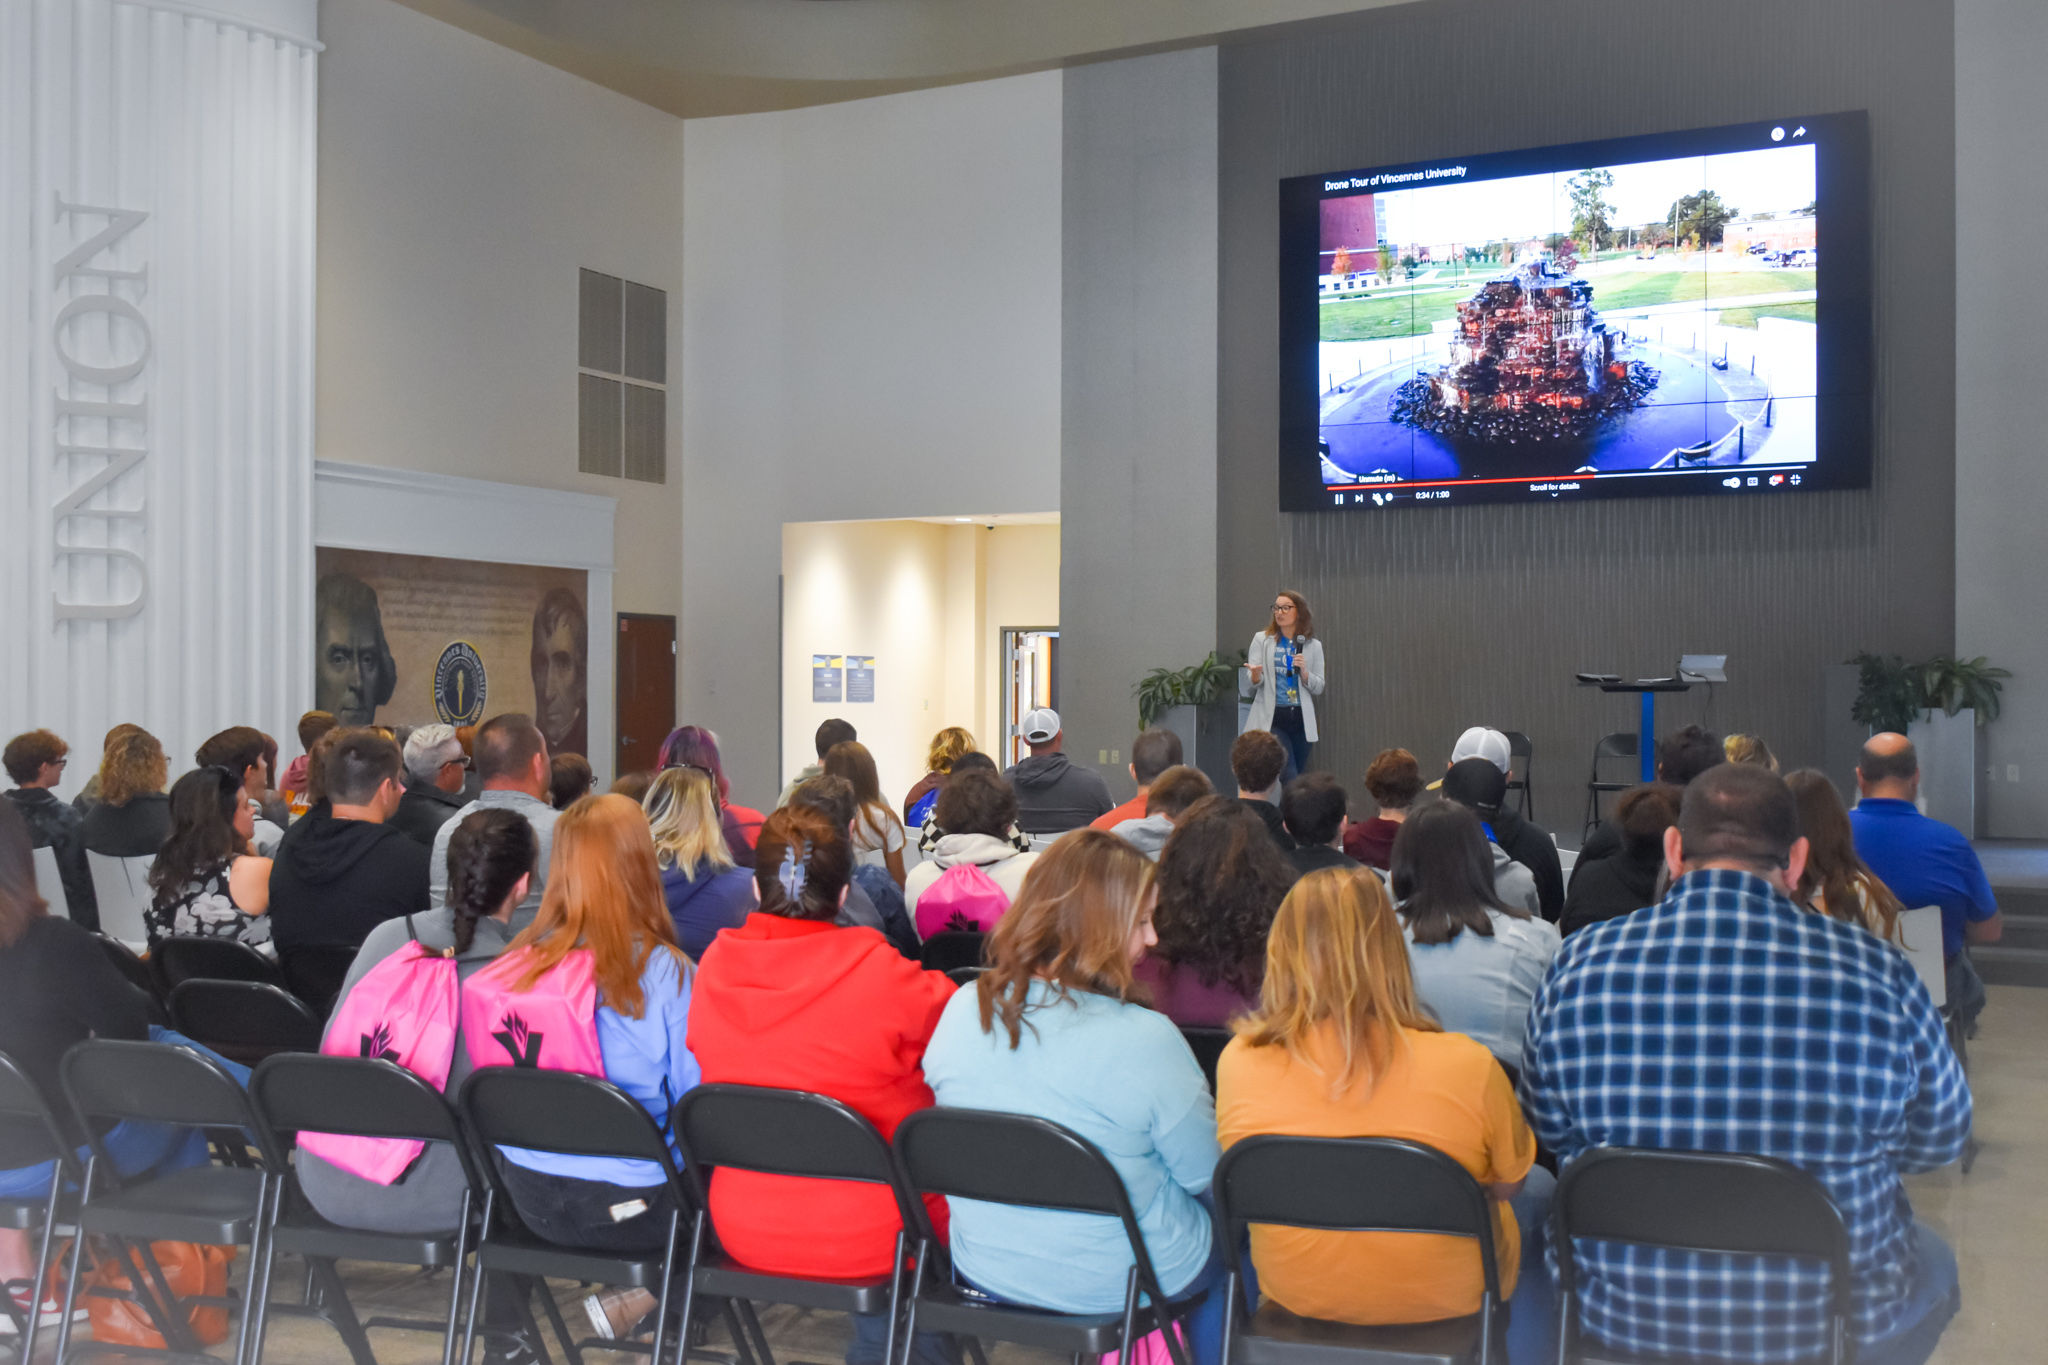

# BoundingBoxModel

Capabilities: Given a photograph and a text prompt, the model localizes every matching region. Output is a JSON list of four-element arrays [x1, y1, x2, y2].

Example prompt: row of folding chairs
[[0, 1039, 1857, 1365], [92, 934, 356, 1019]]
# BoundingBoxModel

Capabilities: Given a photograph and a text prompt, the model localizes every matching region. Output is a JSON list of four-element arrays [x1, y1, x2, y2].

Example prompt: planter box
[[1158, 702, 1241, 798], [1907, 708, 1987, 839]]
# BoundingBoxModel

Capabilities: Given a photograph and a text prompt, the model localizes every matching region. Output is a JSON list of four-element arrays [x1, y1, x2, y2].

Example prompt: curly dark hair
[[934, 769, 1017, 840], [1153, 796, 1297, 995]]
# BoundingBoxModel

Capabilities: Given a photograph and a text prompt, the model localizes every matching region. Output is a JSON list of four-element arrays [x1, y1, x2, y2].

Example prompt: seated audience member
[[1849, 734, 1999, 1031], [485, 796, 700, 1268], [611, 771, 654, 803], [196, 726, 286, 855], [1558, 784, 1679, 937], [915, 752, 1032, 856], [687, 805, 958, 1365], [1390, 802, 1558, 1071], [1524, 763, 1970, 1365], [1137, 796, 1295, 1025], [550, 753, 595, 811], [824, 740, 908, 887], [3, 729, 95, 927], [1230, 731, 1295, 852], [657, 726, 756, 868], [1724, 733, 1779, 771], [299, 809, 538, 1233], [146, 767, 273, 948], [392, 724, 469, 848], [431, 714, 561, 914], [1217, 866, 1549, 1353], [71, 722, 144, 813], [283, 710, 338, 818], [644, 766, 756, 959], [1573, 724, 1722, 876], [903, 726, 975, 829], [78, 727, 172, 857], [1281, 772, 1363, 877], [1111, 765, 1216, 860], [1002, 708, 1115, 835], [777, 718, 857, 810], [1443, 728, 1563, 920], [924, 830, 1229, 1365], [453, 726, 483, 802], [905, 770, 1040, 936], [790, 775, 918, 955], [1093, 728, 1187, 832], [254, 733, 292, 829], [1342, 748, 1419, 870], [1788, 769, 1904, 942], [269, 729, 430, 952], [1438, 759, 1542, 916]]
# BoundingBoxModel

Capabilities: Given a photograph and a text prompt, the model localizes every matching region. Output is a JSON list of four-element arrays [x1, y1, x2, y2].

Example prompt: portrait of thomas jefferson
[[315, 572, 397, 727], [531, 587, 588, 759]]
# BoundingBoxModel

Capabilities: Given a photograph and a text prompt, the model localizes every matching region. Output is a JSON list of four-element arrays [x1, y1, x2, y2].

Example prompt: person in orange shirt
[[1215, 866, 1555, 1360], [1090, 728, 1185, 830]]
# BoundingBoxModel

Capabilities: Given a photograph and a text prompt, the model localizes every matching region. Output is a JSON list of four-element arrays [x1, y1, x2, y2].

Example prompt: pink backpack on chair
[[460, 946, 606, 1076], [296, 920, 461, 1184], [914, 862, 1013, 940]]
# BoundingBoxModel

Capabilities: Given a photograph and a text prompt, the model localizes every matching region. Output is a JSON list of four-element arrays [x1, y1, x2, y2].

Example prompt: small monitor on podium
[[1678, 655, 1728, 684]]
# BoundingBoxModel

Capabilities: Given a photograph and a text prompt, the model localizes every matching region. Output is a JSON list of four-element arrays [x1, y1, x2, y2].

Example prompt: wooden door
[[616, 614, 676, 778]]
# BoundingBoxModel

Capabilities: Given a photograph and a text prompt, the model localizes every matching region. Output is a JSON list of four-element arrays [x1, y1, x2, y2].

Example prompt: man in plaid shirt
[[1523, 764, 1969, 1365]]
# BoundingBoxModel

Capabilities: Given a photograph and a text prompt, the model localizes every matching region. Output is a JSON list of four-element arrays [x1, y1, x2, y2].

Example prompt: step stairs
[[1975, 885, 2048, 988]]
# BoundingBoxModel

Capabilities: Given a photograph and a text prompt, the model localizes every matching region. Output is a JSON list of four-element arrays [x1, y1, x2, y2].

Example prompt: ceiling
[[388, 0, 1422, 118]]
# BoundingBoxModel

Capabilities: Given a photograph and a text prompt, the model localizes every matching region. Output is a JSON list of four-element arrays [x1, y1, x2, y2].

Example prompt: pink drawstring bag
[[914, 862, 1013, 941], [296, 931, 460, 1184], [461, 946, 605, 1076], [1102, 1325, 1189, 1365]]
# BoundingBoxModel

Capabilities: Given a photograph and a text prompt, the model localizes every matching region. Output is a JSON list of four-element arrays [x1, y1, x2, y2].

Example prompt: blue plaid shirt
[[1521, 869, 1970, 1362]]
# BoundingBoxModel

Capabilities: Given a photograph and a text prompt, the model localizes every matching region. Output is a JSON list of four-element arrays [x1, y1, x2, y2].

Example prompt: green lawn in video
[[1319, 268, 1818, 341], [1716, 301, 1818, 328]]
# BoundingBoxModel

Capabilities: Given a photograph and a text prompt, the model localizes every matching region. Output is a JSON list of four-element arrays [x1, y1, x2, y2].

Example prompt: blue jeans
[[1504, 1167, 1557, 1365], [1855, 1223, 1960, 1365], [1270, 708, 1312, 783]]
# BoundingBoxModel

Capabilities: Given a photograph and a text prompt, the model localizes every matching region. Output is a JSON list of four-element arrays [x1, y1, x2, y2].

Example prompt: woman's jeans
[[1270, 707, 1312, 782]]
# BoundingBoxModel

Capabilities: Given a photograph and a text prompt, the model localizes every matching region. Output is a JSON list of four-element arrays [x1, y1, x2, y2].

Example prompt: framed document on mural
[[314, 548, 591, 760]]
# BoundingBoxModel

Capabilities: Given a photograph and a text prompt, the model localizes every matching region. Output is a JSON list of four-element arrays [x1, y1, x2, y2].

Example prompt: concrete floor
[[8, 985, 2041, 1365]]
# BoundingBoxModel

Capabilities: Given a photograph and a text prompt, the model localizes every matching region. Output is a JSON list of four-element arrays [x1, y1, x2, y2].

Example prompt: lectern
[[1577, 675, 1697, 781]]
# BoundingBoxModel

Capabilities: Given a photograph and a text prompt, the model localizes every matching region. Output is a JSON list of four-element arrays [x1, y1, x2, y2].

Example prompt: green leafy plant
[[1919, 655, 2010, 726], [1848, 652, 2010, 732], [1133, 651, 1245, 729]]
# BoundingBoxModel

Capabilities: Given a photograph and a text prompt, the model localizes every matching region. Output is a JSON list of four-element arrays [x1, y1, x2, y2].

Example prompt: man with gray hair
[[392, 723, 468, 848]]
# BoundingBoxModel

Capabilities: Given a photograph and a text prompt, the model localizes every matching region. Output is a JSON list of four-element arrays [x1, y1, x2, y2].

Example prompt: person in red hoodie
[[686, 803, 960, 1365]]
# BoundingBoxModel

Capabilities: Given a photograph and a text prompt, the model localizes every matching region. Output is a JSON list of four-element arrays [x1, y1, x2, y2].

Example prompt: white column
[[0, 0, 318, 787]]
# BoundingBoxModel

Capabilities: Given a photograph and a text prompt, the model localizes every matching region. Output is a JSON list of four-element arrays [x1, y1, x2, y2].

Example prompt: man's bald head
[[1857, 733, 1918, 799]]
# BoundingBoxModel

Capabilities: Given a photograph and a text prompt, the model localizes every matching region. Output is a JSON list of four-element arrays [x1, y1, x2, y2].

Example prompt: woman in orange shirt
[[1214, 866, 1555, 1362]]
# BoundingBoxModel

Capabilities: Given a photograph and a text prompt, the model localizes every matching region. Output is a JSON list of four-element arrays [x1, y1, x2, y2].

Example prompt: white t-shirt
[[852, 807, 906, 869]]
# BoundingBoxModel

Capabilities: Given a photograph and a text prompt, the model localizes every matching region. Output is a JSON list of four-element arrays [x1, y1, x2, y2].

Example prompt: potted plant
[[1132, 651, 1245, 793], [1846, 652, 2007, 836]]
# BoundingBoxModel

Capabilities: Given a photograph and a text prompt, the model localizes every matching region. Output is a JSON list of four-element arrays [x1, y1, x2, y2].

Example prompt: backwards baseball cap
[[1022, 708, 1062, 744], [1451, 726, 1512, 774]]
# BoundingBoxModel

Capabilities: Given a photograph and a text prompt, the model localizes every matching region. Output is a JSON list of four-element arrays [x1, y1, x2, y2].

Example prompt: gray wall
[[1955, 0, 2048, 837], [1061, 48, 1221, 802], [1217, 0, 1957, 830]]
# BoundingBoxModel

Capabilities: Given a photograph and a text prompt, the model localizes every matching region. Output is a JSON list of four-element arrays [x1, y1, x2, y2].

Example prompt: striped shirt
[[1521, 868, 1970, 1362]]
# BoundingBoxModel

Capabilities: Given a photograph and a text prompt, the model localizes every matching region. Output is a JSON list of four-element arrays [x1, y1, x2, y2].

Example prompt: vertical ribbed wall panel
[[0, 0, 316, 782]]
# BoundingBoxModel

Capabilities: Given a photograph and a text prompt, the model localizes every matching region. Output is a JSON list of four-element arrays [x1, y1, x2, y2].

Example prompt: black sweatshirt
[[267, 811, 431, 953], [0, 916, 155, 1165]]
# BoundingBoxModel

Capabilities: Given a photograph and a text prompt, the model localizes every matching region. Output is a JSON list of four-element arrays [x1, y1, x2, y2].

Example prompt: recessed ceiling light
[[954, 517, 973, 522]]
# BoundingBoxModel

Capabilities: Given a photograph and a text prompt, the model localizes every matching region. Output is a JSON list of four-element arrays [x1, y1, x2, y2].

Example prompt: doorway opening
[[1000, 628, 1059, 768]]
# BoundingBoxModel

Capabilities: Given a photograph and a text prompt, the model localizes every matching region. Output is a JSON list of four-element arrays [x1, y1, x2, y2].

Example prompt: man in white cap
[[1002, 708, 1115, 835], [1445, 726, 1564, 922]]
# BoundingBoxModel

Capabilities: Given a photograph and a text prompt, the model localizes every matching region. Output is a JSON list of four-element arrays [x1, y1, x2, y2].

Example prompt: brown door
[[616, 613, 676, 778]]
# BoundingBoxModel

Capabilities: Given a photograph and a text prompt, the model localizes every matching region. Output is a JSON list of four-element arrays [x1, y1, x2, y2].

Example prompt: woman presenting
[[1245, 590, 1324, 782]]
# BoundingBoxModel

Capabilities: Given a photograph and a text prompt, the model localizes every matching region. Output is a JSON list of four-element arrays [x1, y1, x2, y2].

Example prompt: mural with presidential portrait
[[313, 548, 590, 759]]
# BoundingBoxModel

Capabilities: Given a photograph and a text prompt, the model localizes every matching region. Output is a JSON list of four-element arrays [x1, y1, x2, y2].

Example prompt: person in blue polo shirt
[[1848, 733, 2002, 1032]]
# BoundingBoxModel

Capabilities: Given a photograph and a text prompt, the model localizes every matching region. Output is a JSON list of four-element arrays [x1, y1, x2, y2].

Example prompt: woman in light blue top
[[1389, 801, 1558, 1073], [922, 829, 1227, 1365]]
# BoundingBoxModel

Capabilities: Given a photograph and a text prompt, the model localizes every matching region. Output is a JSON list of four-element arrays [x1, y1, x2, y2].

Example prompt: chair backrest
[[943, 966, 984, 987], [168, 980, 325, 1059], [86, 852, 154, 946], [95, 934, 162, 1004], [1552, 1148, 1851, 1324], [154, 937, 284, 993], [250, 1053, 477, 1184], [918, 930, 986, 974], [1897, 907, 1946, 1006], [1504, 732, 1533, 765], [1592, 732, 1638, 762], [31, 846, 69, 921], [280, 945, 359, 1015], [1215, 1135, 1501, 1301], [1179, 1027, 1231, 1092], [894, 1107, 1135, 1221], [0, 1050, 85, 1184], [673, 1084, 911, 1224], [458, 1067, 683, 1187], [62, 1038, 278, 1173]]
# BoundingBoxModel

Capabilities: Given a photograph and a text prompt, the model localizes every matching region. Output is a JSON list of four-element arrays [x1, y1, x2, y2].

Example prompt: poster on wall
[[811, 655, 843, 703], [314, 548, 591, 760], [846, 656, 875, 704]]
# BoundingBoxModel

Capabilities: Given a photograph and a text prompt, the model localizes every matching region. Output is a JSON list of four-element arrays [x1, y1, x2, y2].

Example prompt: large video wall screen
[[1279, 114, 1870, 511]]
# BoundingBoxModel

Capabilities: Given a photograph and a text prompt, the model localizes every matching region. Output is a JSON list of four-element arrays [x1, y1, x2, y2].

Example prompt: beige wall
[[782, 520, 1059, 808], [317, 0, 686, 636]]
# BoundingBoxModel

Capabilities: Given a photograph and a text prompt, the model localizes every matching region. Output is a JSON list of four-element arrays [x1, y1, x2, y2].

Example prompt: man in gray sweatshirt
[[1002, 709, 1114, 835]]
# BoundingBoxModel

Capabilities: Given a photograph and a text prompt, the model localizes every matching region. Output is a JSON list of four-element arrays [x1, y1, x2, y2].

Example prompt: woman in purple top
[[1135, 796, 1299, 1027]]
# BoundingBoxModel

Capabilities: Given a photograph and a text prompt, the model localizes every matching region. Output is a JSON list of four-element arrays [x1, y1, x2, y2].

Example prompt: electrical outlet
[[1099, 749, 1109, 764], [2008, 765, 2020, 783], [1112, 749, 1121, 764]]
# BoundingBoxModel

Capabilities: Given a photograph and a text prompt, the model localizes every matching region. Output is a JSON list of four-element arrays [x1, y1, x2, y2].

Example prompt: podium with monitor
[[1577, 657, 1728, 781]]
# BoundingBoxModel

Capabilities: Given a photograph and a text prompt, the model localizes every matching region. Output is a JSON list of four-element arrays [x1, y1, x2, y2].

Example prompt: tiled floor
[[11, 986, 2042, 1365]]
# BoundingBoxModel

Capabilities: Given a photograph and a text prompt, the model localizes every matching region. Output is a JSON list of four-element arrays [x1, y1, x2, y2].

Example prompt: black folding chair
[[674, 1085, 943, 1365], [918, 932, 985, 975], [457, 1067, 754, 1365], [1214, 1136, 1505, 1365], [281, 944, 360, 1016], [893, 1107, 1205, 1365], [248, 1054, 486, 1365], [0, 1051, 88, 1364], [942, 967, 984, 988], [54, 1038, 280, 1365], [1552, 1148, 1853, 1365], [152, 937, 284, 997], [1179, 1028, 1231, 1093], [1502, 732, 1534, 822], [168, 980, 325, 1065], [96, 933, 169, 1019], [1581, 734, 1638, 840]]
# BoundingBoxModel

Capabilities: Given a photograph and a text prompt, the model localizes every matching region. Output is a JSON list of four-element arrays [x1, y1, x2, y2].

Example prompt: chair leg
[[308, 1255, 381, 1365], [439, 1210, 475, 1365], [127, 1238, 203, 1355], [647, 1210, 679, 1365], [17, 1167, 63, 1365], [49, 1212, 91, 1365], [528, 1274, 584, 1365], [243, 1178, 285, 1365], [733, 1299, 773, 1365]]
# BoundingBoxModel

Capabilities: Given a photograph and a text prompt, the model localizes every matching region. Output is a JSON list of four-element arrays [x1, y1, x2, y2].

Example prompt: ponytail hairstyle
[[753, 804, 852, 922], [445, 808, 539, 953]]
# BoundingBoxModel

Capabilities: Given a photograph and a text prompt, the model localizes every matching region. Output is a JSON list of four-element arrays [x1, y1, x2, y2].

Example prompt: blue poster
[[847, 656, 875, 703], [811, 655, 843, 703]]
